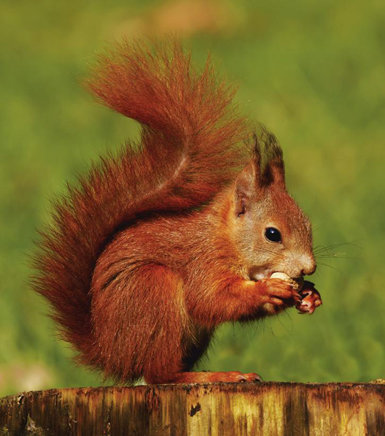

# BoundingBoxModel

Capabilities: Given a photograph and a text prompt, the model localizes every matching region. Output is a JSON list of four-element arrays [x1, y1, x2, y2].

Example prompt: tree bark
[[1, 382, 385, 435]]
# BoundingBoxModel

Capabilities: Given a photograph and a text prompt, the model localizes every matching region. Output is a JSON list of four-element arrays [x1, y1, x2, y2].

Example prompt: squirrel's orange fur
[[33, 40, 316, 384]]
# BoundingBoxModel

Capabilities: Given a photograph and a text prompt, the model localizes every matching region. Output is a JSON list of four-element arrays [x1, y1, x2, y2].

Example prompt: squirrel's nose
[[297, 254, 316, 276], [301, 260, 316, 276]]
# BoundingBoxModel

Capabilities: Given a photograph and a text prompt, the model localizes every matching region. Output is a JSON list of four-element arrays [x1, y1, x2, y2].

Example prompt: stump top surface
[[1, 382, 385, 436]]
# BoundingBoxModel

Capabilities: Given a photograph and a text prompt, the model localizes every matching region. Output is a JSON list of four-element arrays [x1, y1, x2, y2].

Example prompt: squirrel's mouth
[[252, 272, 292, 281], [250, 268, 304, 284]]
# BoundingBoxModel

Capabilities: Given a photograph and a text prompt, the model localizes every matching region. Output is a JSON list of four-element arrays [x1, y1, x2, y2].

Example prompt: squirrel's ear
[[253, 130, 286, 189], [234, 161, 257, 216]]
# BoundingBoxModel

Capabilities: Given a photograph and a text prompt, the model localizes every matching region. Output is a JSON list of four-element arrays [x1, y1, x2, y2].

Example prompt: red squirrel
[[33, 40, 321, 384]]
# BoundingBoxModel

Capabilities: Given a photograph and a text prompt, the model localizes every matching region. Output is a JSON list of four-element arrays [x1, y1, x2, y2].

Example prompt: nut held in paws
[[270, 272, 291, 280]]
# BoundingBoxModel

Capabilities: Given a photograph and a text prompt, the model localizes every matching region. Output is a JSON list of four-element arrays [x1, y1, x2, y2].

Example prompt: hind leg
[[165, 371, 262, 383], [143, 300, 261, 384]]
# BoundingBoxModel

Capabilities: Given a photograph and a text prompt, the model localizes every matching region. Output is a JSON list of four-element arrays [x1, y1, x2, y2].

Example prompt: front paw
[[259, 278, 300, 314], [296, 283, 322, 314]]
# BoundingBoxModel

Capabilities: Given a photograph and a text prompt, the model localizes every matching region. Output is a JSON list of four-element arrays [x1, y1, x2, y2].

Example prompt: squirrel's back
[[32, 40, 250, 361]]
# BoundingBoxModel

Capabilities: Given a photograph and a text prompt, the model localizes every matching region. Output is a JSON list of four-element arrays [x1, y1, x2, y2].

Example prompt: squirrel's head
[[231, 129, 316, 281]]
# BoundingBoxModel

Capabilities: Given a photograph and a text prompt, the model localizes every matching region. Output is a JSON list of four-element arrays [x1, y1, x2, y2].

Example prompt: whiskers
[[313, 242, 360, 271], [313, 242, 360, 260]]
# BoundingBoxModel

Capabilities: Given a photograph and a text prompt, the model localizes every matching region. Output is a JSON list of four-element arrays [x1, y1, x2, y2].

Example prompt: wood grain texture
[[1, 383, 385, 435]]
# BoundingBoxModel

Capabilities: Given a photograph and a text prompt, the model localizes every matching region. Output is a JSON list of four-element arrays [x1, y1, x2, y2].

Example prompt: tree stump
[[1, 382, 385, 435]]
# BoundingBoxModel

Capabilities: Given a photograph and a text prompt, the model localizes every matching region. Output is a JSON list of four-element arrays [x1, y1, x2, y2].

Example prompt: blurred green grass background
[[1, 0, 384, 396]]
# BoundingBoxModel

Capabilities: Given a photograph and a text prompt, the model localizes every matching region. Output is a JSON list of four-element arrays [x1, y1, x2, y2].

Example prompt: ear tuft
[[253, 126, 285, 188]]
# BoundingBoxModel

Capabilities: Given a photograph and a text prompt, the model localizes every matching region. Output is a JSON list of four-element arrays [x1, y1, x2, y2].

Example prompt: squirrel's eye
[[265, 227, 282, 243]]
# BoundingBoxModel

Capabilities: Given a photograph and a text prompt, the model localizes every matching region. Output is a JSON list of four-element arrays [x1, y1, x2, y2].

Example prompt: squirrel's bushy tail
[[33, 40, 249, 363]]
